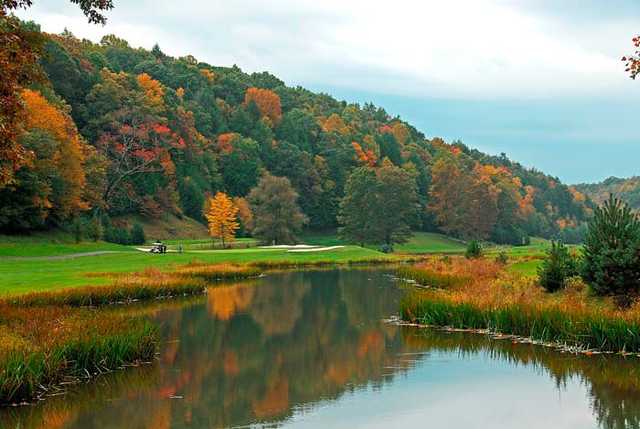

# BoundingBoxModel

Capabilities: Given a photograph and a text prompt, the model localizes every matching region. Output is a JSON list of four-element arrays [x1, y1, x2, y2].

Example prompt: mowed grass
[[302, 231, 466, 254], [508, 259, 542, 276], [0, 234, 132, 257], [395, 232, 466, 254], [0, 246, 389, 295]]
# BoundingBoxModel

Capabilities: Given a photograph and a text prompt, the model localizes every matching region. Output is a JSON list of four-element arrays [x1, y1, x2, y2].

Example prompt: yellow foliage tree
[[137, 73, 165, 110], [322, 113, 349, 135], [206, 192, 239, 248]]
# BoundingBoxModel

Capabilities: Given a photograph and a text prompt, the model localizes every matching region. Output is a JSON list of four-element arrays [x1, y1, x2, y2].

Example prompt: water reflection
[[2, 269, 640, 429]]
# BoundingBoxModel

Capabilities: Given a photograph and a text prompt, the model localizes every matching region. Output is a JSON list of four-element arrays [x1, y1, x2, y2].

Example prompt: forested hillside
[[0, 24, 594, 244], [576, 177, 640, 211]]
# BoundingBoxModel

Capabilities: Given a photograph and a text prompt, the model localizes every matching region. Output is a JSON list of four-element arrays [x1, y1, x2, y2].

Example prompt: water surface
[[2, 269, 640, 428]]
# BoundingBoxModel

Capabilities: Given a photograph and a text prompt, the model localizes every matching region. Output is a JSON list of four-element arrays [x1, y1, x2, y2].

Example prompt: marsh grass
[[0, 305, 157, 405], [399, 257, 640, 353]]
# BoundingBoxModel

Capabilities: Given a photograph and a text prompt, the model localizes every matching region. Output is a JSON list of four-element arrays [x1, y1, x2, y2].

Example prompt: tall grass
[[0, 305, 157, 405], [399, 257, 640, 353]]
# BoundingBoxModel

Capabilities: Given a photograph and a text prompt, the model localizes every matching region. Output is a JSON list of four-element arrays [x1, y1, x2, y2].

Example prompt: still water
[[2, 269, 640, 428]]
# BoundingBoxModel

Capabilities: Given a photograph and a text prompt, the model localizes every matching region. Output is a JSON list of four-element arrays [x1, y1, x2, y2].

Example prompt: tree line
[[0, 9, 594, 246]]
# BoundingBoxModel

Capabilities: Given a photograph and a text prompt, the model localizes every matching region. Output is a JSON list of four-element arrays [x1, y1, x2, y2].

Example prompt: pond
[[2, 269, 640, 428]]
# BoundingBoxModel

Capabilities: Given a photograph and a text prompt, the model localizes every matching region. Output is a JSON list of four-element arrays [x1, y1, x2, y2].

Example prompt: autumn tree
[[244, 87, 282, 125], [0, 0, 113, 187], [3, 1, 114, 24], [428, 155, 468, 238], [233, 196, 254, 236], [248, 173, 307, 245], [0, 89, 90, 231], [622, 35, 640, 79], [206, 192, 239, 248]]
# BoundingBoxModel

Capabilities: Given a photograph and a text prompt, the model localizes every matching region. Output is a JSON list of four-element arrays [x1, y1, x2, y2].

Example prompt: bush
[[130, 223, 146, 245], [380, 243, 394, 254], [538, 241, 577, 292], [465, 240, 482, 259], [496, 251, 508, 265], [104, 225, 131, 245], [581, 195, 640, 297]]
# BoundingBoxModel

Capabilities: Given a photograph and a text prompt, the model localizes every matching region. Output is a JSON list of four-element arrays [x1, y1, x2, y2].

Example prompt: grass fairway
[[303, 231, 466, 254], [508, 259, 543, 276], [0, 246, 390, 295], [395, 232, 466, 254], [0, 234, 131, 257]]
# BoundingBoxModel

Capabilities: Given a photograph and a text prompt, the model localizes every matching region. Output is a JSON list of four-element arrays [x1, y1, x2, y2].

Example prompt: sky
[[16, 0, 640, 184]]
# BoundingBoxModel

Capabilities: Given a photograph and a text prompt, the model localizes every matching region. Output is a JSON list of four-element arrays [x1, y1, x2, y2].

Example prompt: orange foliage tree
[[322, 113, 350, 135], [0, 0, 113, 187], [244, 87, 282, 124], [351, 142, 377, 167], [622, 35, 640, 79], [21, 89, 88, 216], [206, 192, 239, 248], [233, 196, 254, 234]]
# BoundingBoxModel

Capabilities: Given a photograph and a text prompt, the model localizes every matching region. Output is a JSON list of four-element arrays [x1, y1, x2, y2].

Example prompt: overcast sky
[[17, 0, 640, 183]]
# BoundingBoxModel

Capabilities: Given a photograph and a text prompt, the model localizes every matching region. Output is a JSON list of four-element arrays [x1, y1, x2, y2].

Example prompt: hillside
[[576, 177, 640, 210], [0, 25, 594, 244]]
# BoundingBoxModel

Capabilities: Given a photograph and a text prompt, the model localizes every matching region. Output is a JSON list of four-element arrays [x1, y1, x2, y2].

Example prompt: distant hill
[[575, 177, 640, 210], [0, 24, 594, 244]]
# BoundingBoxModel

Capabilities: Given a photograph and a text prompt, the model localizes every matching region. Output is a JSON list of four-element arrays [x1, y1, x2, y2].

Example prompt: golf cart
[[150, 241, 167, 254]]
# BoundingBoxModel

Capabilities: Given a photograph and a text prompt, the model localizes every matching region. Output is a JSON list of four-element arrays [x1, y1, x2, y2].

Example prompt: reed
[[399, 257, 640, 353], [0, 305, 157, 405]]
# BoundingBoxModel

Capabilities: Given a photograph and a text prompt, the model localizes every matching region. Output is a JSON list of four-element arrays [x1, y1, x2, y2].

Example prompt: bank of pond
[[1, 265, 640, 428]]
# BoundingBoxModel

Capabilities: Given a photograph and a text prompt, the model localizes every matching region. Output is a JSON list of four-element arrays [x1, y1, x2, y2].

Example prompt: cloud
[[18, 0, 640, 100]]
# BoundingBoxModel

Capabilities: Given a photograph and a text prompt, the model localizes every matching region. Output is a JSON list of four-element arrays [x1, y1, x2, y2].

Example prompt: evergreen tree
[[130, 222, 146, 245], [465, 240, 483, 259], [538, 241, 577, 292], [581, 195, 640, 297]]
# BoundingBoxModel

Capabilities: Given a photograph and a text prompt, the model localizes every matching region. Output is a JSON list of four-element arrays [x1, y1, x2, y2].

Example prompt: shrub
[[130, 223, 146, 245], [380, 243, 394, 254], [104, 226, 131, 245], [581, 195, 640, 297], [465, 240, 482, 259], [538, 241, 577, 292], [496, 251, 508, 265]]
